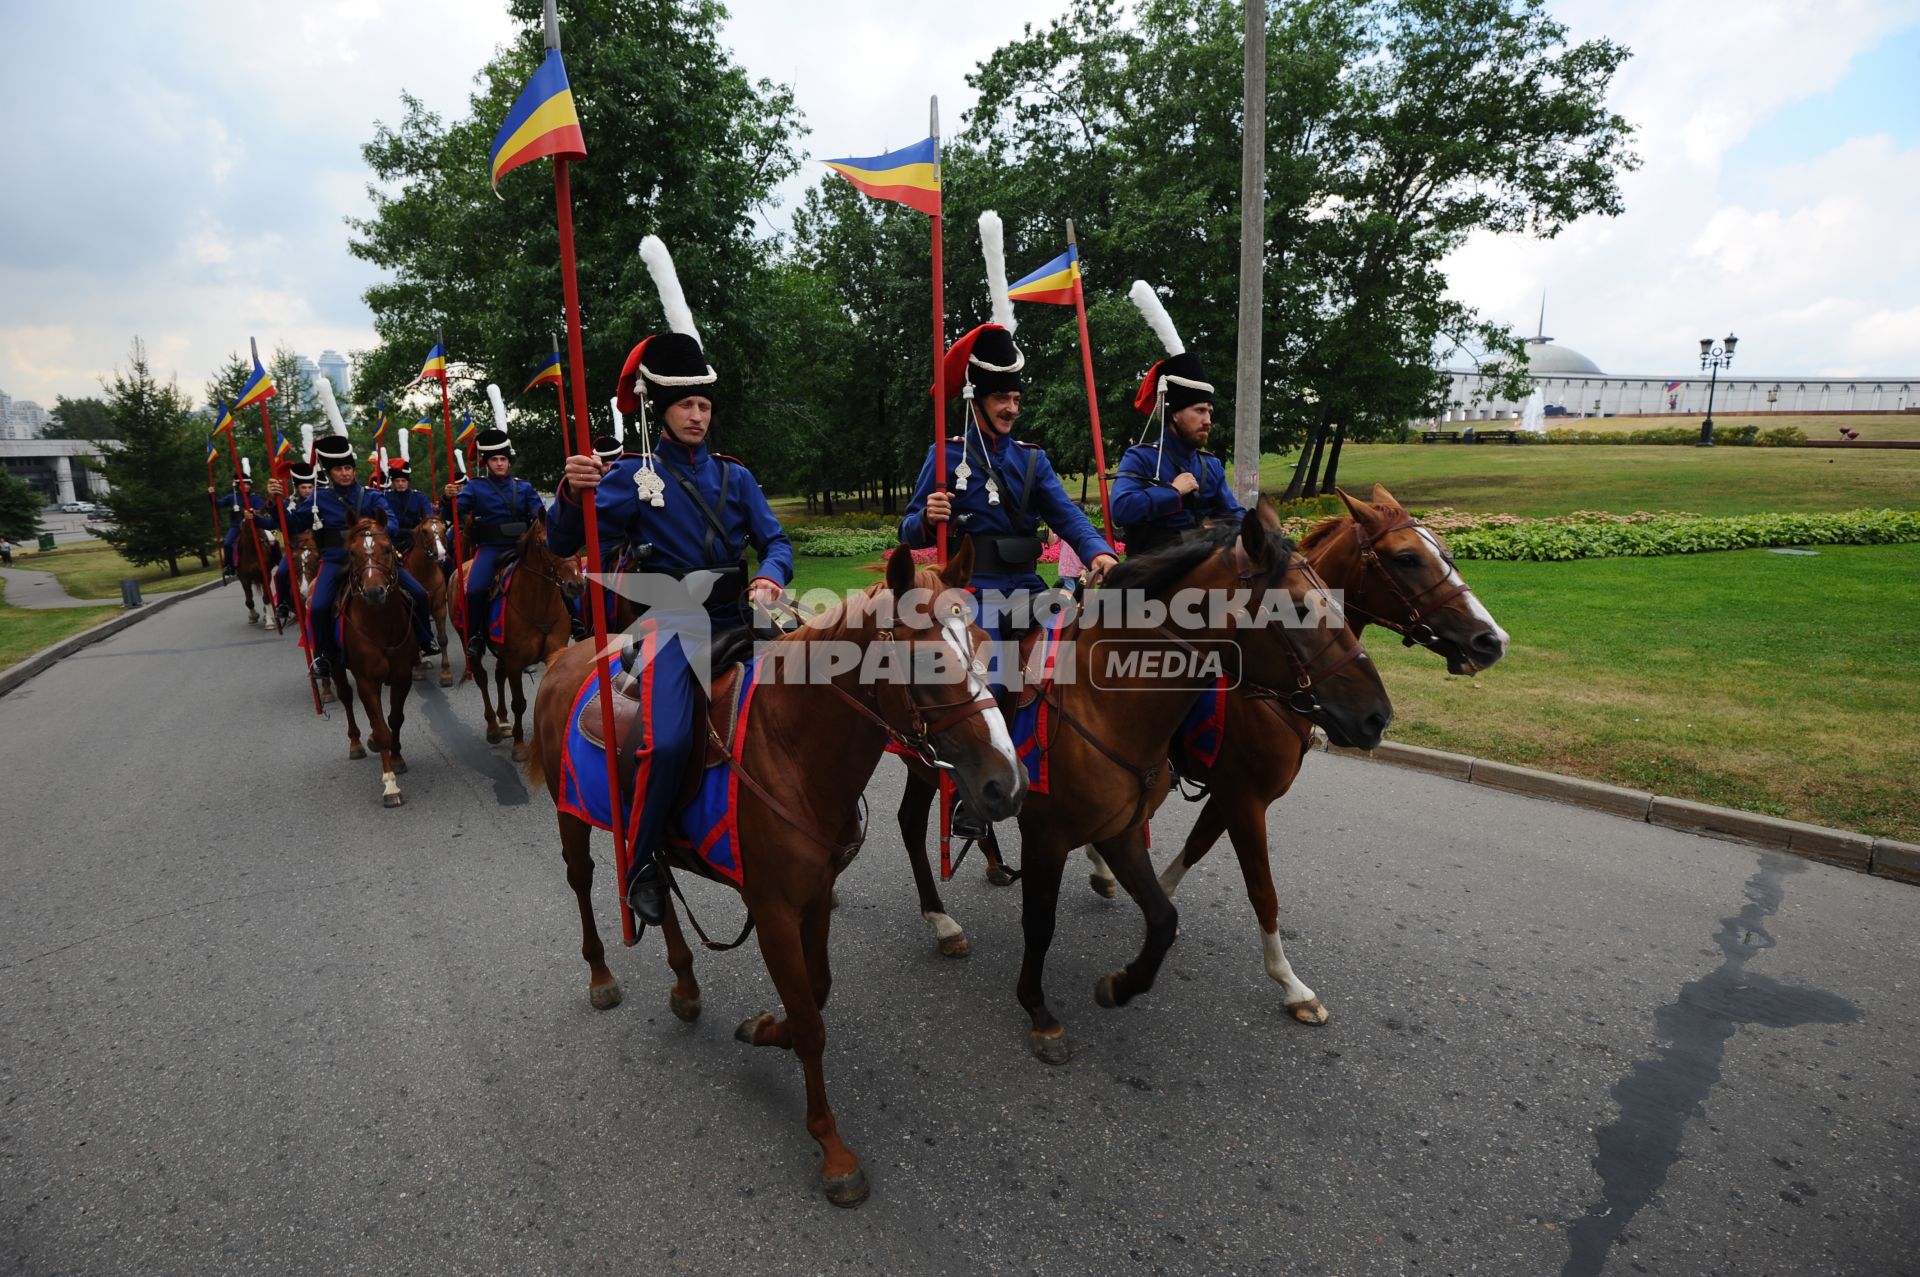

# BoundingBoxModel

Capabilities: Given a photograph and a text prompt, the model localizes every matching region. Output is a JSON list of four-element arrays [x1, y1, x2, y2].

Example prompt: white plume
[[610, 396, 625, 443], [640, 235, 701, 344], [315, 375, 348, 435], [299, 418, 314, 459], [979, 210, 1016, 334], [241, 456, 252, 478], [1129, 280, 1184, 356], [453, 450, 467, 477], [487, 384, 509, 432], [398, 427, 409, 462]]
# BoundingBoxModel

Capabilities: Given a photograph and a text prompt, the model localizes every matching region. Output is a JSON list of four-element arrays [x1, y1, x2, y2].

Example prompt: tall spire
[[1532, 293, 1551, 345]]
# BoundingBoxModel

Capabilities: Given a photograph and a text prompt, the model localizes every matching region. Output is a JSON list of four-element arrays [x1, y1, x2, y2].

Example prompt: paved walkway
[[0, 564, 112, 609]]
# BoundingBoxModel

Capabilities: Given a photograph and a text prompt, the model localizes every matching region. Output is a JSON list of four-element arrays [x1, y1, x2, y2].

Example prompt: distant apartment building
[[0, 389, 51, 440], [316, 350, 350, 398]]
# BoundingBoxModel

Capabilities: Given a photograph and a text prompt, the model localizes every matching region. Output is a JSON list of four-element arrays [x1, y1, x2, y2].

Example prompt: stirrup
[[465, 632, 487, 658], [626, 859, 668, 926], [949, 799, 993, 841], [309, 654, 332, 680]]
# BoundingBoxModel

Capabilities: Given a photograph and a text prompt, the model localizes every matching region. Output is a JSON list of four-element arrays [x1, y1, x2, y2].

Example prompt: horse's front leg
[[1089, 827, 1179, 1010], [1221, 794, 1325, 1024], [1014, 833, 1072, 1064], [658, 895, 702, 1022], [473, 652, 504, 742], [735, 900, 867, 1207], [353, 671, 403, 807], [436, 600, 453, 687], [1156, 794, 1229, 898], [387, 674, 410, 776], [557, 812, 620, 1009], [508, 668, 530, 762], [336, 670, 364, 758], [899, 767, 967, 958]]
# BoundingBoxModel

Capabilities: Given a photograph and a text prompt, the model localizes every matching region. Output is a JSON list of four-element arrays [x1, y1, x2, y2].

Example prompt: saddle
[[486, 549, 523, 599], [576, 625, 760, 782]]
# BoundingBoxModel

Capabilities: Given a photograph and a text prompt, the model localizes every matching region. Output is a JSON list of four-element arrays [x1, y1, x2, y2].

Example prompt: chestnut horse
[[234, 516, 279, 628], [1099, 484, 1510, 1023], [454, 522, 582, 760], [896, 505, 1394, 1064], [526, 542, 1023, 1206], [290, 531, 335, 704], [403, 515, 454, 687], [327, 520, 419, 807]]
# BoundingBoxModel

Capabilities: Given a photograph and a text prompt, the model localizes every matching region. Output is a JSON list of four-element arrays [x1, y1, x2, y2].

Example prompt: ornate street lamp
[[1768, 384, 1779, 411], [1697, 332, 1737, 446]]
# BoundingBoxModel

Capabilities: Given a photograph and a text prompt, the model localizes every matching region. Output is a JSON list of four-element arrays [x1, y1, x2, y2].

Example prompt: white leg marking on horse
[[1260, 926, 1315, 1004], [922, 910, 964, 940], [381, 771, 401, 798], [1157, 853, 1189, 897]]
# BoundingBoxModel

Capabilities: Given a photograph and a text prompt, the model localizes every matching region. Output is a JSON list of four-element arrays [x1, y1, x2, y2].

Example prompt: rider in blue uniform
[[210, 479, 269, 579], [1110, 282, 1243, 558], [277, 434, 440, 680], [898, 222, 1118, 834], [551, 236, 793, 925], [440, 428, 578, 655], [383, 457, 435, 556], [269, 461, 318, 626]]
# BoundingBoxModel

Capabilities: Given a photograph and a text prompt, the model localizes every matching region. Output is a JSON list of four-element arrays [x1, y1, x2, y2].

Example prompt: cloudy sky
[[2, 0, 1916, 410]]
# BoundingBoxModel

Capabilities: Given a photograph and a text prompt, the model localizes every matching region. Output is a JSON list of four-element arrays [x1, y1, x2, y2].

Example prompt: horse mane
[[771, 564, 954, 646], [1104, 520, 1293, 597], [1297, 516, 1350, 552]]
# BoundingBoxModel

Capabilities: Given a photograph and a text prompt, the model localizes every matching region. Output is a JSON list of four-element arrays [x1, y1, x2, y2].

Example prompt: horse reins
[[1340, 516, 1479, 658]]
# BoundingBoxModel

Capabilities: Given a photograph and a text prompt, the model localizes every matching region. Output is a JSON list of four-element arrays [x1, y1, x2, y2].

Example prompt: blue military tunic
[[300, 481, 435, 662], [271, 489, 317, 609], [216, 490, 268, 565], [445, 472, 547, 635], [385, 486, 435, 541], [546, 436, 794, 892], [1110, 432, 1243, 556]]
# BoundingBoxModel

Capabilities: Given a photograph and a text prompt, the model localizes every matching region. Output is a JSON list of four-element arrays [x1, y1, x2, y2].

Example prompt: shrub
[[786, 527, 897, 557], [1758, 426, 1808, 447], [1445, 509, 1920, 561]]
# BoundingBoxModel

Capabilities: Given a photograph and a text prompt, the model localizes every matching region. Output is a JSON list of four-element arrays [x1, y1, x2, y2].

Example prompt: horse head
[[521, 521, 585, 602], [1331, 484, 1509, 674], [1232, 501, 1394, 750], [348, 519, 397, 609], [414, 515, 449, 569]]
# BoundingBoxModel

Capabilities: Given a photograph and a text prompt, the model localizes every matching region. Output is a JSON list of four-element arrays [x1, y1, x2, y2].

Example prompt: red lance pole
[[1067, 220, 1115, 544], [438, 328, 466, 572], [929, 95, 956, 880], [223, 420, 279, 633], [543, 8, 633, 942], [251, 341, 321, 710]]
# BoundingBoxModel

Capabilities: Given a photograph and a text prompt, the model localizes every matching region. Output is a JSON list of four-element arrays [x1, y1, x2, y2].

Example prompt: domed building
[[1433, 301, 1916, 421]]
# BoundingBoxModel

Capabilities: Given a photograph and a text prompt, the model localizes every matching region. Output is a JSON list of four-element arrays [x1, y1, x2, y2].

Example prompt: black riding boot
[[626, 857, 668, 926]]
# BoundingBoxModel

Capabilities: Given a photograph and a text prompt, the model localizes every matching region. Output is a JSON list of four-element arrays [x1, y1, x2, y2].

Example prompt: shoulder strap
[[673, 458, 735, 560], [1016, 445, 1039, 528]]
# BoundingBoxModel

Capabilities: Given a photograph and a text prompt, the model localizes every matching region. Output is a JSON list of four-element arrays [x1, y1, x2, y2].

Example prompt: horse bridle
[[825, 619, 1000, 769], [343, 531, 415, 656], [1231, 541, 1371, 716], [1343, 515, 1478, 653]]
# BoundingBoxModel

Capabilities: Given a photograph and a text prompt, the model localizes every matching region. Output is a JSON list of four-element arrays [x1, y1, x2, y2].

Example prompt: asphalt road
[[3, 589, 1915, 1276]]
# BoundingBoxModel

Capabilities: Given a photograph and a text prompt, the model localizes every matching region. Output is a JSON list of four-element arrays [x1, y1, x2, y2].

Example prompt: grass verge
[[17, 539, 221, 600], [0, 578, 118, 673]]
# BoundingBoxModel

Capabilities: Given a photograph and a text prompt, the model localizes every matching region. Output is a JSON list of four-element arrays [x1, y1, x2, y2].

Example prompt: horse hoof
[[938, 932, 971, 959], [382, 792, 405, 809], [1288, 997, 1330, 1026], [1094, 972, 1127, 1009], [1089, 873, 1117, 899], [669, 990, 702, 1022], [510, 744, 529, 763], [986, 866, 1016, 887], [349, 744, 367, 760], [485, 727, 505, 744], [391, 757, 408, 775], [412, 667, 426, 682], [439, 671, 453, 688], [734, 1012, 776, 1045], [821, 1166, 870, 1209], [589, 980, 624, 1011], [1029, 1027, 1072, 1066]]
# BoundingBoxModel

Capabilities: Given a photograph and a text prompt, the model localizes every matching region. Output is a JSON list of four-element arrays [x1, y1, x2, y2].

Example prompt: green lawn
[[1370, 543, 1920, 841], [0, 578, 117, 672], [16, 539, 221, 600], [1269, 442, 1920, 517], [1536, 411, 1919, 442]]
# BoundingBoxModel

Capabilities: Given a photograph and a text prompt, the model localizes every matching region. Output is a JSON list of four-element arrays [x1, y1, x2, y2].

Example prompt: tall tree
[[45, 395, 116, 442], [0, 470, 42, 541], [348, 0, 804, 490], [94, 340, 212, 576]]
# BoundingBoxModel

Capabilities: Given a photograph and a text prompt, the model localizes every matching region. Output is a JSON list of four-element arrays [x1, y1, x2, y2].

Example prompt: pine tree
[[95, 340, 213, 576], [0, 470, 42, 542]]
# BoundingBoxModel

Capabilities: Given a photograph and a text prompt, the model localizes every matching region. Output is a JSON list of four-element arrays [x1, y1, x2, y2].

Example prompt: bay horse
[[327, 520, 419, 807], [1097, 484, 1509, 1024], [234, 516, 278, 628], [896, 503, 1393, 1064], [403, 515, 454, 687], [290, 530, 335, 704], [525, 541, 1023, 1207], [454, 521, 582, 761]]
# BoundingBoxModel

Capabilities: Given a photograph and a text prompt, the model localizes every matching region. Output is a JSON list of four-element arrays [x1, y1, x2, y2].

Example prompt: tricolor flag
[[522, 351, 564, 393], [454, 413, 478, 446], [412, 419, 435, 436], [1663, 379, 1684, 392], [821, 136, 940, 216], [206, 438, 220, 463], [371, 401, 389, 447], [1008, 243, 1080, 305], [418, 343, 448, 382], [489, 48, 587, 196], [233, 358, 277, 411], [275, 435, 295, 460], [212, 400, 237, 437]]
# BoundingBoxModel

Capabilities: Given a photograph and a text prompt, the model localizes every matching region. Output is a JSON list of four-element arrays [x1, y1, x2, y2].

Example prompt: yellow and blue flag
[[371, 401, 389, 447], [233, 358, 276, 411], [206, 437, 220, 463], [490, 49, 587, 195], [455, 413, 478, 447], [523, 351, 563, 394], [418, 343, 447, 382], [1008, 243, 1081, 305], [211, 400, 237, 437], [412, 419, 435, 437], [821, 137, 940, 216]]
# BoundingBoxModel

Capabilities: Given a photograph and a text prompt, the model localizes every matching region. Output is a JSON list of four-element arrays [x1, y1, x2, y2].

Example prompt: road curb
[[1321, 737, 1903, 885], [0, 579, 223, 701]]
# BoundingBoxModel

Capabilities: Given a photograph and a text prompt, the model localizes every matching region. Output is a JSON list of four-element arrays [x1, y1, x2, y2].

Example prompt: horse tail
[[523, 735, 547, 791]]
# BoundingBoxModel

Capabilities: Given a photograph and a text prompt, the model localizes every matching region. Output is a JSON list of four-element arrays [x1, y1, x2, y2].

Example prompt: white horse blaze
[[1417, 527, 1509, 647], [943, 617, 1017, 771], [1259, 926, 1316, 1005]]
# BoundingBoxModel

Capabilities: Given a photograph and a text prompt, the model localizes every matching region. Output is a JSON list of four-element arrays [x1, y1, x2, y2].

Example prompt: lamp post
[[1767, 384, 1779, 412], [1697, 332, 1737, 446]]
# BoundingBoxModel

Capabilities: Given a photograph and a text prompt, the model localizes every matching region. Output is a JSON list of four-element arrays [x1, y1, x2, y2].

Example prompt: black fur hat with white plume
[[935, 211, 1026, 402], [1129, 281, 1214, 416], [616, 236, 718, 417]]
